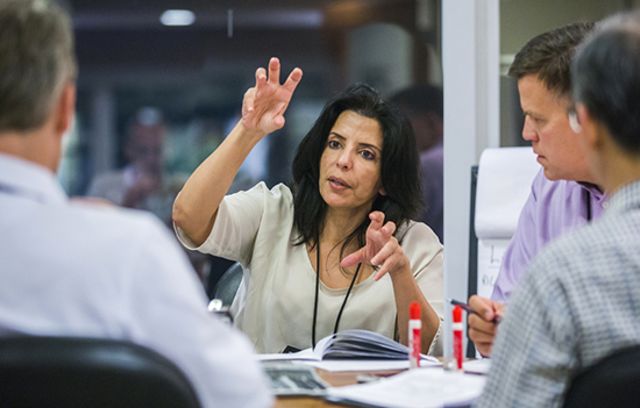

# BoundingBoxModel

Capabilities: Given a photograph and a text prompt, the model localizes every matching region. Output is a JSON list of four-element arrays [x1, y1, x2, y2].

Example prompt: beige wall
[[500, 0, 635, 56], [498, 0, 640, 146]]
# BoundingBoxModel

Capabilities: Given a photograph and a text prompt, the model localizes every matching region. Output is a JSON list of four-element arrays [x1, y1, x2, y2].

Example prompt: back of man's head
[[0, 0, 76, 133], [573, 12, 640, 155], [509, 22, 594, 98]]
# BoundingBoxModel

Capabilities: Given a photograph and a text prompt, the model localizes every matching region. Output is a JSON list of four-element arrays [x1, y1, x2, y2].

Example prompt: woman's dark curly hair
[[291, 83, 421, 258]]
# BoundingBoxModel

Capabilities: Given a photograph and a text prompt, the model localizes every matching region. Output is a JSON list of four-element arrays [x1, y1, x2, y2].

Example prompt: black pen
[[448, 298, 502, 324]]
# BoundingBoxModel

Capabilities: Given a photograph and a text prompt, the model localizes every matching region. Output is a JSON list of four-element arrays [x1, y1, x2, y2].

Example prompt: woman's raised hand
[[241, 57, 303, 135], [340, 211, 410, 280]]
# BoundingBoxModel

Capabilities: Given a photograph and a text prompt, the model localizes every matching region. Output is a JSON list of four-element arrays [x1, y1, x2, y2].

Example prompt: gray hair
[[572, 10, 640, 154], [0, 0, 77, 132]]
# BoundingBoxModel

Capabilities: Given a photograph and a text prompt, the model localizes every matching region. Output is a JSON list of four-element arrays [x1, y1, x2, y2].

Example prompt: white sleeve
[[175, 182, 280, 265], [401, 222, 445, 356], [128, 217, 273, 408], [402, 222, 444, 315]]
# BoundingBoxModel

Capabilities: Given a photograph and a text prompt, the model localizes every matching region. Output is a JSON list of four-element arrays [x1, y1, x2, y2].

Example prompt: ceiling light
[[160, 9, 195, 26]]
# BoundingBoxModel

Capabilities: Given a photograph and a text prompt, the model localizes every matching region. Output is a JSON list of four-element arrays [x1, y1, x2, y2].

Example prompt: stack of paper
[[326, 368, 486, 408]]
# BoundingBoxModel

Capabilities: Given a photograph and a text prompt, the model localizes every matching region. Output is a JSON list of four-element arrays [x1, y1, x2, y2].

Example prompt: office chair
[[562, 345, 640, 408], [0, 336, 201, 408], [214, 262, 243, 307]]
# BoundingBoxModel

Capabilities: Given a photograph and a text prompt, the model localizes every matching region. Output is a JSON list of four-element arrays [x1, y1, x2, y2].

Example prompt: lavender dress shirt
[[491, 169, 606, 302]]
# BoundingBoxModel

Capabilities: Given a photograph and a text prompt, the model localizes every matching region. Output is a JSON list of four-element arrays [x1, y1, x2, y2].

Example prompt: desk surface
[[275, 368, 401, 408]]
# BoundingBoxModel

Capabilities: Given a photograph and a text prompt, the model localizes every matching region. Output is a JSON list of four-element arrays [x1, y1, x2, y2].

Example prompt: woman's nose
[[337, 150, 353, 169]]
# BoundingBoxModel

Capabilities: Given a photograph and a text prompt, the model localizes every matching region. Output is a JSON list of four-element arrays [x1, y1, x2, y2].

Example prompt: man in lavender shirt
[[468, 22, 605, 356]]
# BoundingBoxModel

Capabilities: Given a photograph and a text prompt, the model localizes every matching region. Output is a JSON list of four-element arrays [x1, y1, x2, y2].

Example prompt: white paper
[[302, 358, 441, 372], [463, 358, 491, 375], [476, 238, 509, 298], [327, 368, 486, 408], [475, 147, 539, 239]]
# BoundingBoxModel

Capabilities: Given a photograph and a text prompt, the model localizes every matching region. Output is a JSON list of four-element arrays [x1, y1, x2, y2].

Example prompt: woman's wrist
[[388, 261, 413, 283], [236, 120, 267, 144]]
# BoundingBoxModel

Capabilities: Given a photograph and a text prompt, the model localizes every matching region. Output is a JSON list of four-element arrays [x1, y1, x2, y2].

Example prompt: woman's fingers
[[341, 247, 366, 268], [283, 67, 303, 93], [272, 115, 285, 129], [381, 221, 396, 237], [370, 238, 398, 266], [371, 238, 408, 280], [242, 58, 302, 133], [268, 57, 280, 84], [368, 211, 385, 230], [242, 88, 255, 115], [255, 67, 266, 83], [373, 252, 403, 280]]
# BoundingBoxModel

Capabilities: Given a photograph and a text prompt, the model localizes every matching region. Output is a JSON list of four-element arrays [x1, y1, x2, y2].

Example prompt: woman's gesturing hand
[[241, 57, 303, 135], [340, 211, 410, 280]]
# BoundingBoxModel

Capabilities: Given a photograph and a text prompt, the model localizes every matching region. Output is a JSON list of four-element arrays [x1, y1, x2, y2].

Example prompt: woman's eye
[[328, 140, 340, 149], [360, 150, 375, 161]]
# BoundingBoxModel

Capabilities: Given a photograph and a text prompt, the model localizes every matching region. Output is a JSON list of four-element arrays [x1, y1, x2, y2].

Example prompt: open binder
[[313, 329, 424, 360], [260, 329, 436, 362]]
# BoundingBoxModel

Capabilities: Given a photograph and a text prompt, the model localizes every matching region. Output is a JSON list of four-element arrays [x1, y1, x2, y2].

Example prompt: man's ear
[[54, 82, 76, 138], [378, 186, 387, 196]]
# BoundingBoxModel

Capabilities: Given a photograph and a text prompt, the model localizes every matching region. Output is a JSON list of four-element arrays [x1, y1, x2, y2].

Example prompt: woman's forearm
[[391, 266, 441, 352], [172, 121, 264, 246]]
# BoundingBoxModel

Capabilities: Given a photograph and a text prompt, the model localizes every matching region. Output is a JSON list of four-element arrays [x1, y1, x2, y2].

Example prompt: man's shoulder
[[528, 216, 618, 280], [528, 172, 592, 222], [69, 202, 168, 242]]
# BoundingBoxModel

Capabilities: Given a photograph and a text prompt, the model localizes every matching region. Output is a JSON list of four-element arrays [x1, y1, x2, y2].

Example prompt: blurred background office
[[54, 0, 639, 295]]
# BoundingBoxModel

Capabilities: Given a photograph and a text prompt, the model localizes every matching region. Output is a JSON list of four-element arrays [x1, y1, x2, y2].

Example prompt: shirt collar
[[578, 181, 606, 202], [0, 153, 67, 204], [606, 180, 640, 214]]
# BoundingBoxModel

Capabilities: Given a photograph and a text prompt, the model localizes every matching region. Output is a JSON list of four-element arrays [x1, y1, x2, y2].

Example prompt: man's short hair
[[508, 22, 594, 97], [572, 11, 640, 155], [0, 0, 77, 133]]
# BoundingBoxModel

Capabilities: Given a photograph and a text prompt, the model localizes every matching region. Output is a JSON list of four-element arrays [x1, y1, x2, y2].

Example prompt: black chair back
[[0, 336, 201, 408], [563, 345, 640, 408], [214, 262, 244, 307]]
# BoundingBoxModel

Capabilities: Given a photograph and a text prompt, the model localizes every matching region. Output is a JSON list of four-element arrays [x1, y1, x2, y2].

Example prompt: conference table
[[274, 368, 401, 408], [271, 358, 489, 407]]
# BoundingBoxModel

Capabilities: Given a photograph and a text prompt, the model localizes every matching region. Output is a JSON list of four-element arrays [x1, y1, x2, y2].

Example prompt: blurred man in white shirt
[[0, 1, 271, 406]]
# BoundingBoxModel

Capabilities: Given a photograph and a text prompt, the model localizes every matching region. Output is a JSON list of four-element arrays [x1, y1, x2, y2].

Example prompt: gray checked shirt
[[476, 180, 640, 407]]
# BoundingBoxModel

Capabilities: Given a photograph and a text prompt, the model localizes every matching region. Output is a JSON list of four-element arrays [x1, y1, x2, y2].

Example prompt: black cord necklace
[[311, 240, 361, 349]]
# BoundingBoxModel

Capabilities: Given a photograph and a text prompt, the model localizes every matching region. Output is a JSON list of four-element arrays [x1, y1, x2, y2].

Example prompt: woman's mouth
[[328, 176, 350, 189]]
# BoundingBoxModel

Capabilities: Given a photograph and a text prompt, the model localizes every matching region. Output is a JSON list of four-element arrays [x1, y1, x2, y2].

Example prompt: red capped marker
[[453, 305, 463, 370], [409, 301, 421, 368]]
